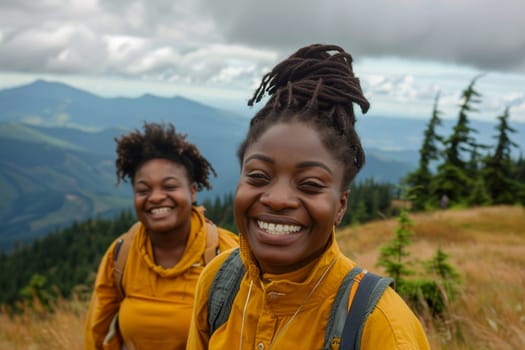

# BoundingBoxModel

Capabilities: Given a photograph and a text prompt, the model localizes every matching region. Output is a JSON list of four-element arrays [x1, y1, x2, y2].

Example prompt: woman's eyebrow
[[297, 161, 333, 175], [244, 155, 333, 174], [244, 154, 274, 164]]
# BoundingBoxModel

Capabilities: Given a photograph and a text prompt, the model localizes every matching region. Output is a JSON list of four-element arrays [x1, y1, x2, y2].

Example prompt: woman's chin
[[253, 250, 304, 274]]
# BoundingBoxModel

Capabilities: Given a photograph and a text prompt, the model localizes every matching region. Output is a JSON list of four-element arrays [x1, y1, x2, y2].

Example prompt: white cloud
[[195, 0, 525, 74], [0, 0, 524, 123], [3, 0, 522, 78], [104, 35, 146, 62]]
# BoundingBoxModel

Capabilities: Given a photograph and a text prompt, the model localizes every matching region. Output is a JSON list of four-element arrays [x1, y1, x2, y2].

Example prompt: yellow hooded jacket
[[187, 230, 430, 350], [85, 207, 239, 350]]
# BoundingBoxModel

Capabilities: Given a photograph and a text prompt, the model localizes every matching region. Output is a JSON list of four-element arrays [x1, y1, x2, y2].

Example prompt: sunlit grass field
[[338, 205, 525, 350], [1, 205, 524, 349], [0, 293, 87, 349]]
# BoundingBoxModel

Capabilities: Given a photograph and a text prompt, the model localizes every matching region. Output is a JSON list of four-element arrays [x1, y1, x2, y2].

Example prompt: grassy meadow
[[1, 205, 524, 349]]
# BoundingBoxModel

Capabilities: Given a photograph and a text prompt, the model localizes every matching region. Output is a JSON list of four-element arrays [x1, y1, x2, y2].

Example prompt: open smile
[[148, 206, 173, 218], [257, 220, 302, 235]]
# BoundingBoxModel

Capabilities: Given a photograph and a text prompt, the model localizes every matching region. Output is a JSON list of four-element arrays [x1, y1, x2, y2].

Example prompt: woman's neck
[[148, 222, 191, 268]]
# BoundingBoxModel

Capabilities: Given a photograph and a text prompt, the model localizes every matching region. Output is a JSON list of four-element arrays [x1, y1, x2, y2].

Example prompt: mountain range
[[1, 80, 523, 251]]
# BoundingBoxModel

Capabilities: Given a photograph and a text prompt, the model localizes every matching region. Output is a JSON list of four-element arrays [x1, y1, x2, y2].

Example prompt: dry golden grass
[[337, 205, 525, 349], [1, 205, 523, 349], [0, 293, 88, 349]]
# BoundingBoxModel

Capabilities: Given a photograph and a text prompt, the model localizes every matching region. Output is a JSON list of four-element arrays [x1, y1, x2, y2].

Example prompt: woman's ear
[[335, 190, 349, 225], [190, 183, 197, 204]]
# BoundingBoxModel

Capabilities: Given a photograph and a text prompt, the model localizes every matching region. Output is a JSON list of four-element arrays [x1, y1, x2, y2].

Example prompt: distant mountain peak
[[32, 79, 67, 87], [138, 93, 162, 99], [31, 79, 88, 92], [1, 79, 99, 100]]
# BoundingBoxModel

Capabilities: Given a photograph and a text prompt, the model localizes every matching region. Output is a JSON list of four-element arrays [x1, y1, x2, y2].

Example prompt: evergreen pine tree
[[514, 154, 525, 183], [483, 107, 524, 204], [351, 199, 367, 226], [376, 208, 415, 287], [433, 75, 484, 206], [425, 245, 462, 303], [446, 75, 483, 168], [468, 175, 491, 206], [405, 92, 443, 210]]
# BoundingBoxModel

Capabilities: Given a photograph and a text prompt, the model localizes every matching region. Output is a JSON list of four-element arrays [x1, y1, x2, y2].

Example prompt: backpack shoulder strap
[[196, 205, 220, 265], [339, 271, 395, 350], [323, 267, 394, 350], [323, 266, 363, 349], [112, 228, 135, 301], [104, 228, 136, 347], [203, 218, 220, 265], [207, 247, 245, 335]]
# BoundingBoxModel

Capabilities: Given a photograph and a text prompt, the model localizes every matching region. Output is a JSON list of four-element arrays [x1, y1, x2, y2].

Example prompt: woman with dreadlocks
[[85, 122, 238, 350], [186, 45, 430, 349]]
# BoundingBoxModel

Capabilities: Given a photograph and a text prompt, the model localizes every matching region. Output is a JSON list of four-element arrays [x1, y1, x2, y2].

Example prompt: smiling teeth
[[257, 220, 301, 235], [151, 207, 171, 214]]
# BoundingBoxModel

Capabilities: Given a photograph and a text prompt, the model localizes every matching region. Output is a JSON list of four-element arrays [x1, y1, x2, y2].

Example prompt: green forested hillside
[[0, 210, 136, 306], [0, 124, 132, 251]]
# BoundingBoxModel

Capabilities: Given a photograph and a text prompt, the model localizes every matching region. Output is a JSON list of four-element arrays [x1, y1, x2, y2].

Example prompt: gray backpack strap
[[339, 271, 394, 350], [207, 248, 245, 335], [323, 267, 363, 350]]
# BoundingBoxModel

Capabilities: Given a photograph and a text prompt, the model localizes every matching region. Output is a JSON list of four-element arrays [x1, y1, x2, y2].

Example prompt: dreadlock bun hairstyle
[[238, 44, 370, 189], [115, 121, 216, 191]]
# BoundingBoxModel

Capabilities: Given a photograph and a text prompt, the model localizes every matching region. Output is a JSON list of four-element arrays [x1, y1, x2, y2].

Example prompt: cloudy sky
[[1, 0, 524, 122]]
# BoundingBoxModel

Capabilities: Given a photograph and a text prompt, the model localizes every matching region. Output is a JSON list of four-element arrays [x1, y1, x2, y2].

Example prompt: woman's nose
[[259, 180, 299, 211], [149, 188, 167, 202]]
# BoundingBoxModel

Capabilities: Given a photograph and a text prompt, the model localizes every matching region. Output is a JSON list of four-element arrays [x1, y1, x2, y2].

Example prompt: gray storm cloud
[[0, 0, 524, 80], [195, 0, 525, 73]]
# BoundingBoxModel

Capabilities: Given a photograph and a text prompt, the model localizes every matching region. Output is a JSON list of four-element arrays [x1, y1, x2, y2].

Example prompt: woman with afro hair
[[85, 122, 238, 350]]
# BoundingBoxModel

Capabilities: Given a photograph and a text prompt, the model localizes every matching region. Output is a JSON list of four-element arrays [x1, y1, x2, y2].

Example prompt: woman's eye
[[135, 188, 149, 195], [300, 181, 325, 192], [246, 172, 270, 184]]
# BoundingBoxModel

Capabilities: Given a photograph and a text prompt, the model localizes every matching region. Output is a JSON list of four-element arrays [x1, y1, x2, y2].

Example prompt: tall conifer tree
[[405, 92, 443, 210], [433, 75, 484, 205], [483, 107, 524, 204]]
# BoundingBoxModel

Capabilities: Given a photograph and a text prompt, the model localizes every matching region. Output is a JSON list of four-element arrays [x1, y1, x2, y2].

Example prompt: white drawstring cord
[[239, 279, 254, 350], [267, 257, 337, 349]]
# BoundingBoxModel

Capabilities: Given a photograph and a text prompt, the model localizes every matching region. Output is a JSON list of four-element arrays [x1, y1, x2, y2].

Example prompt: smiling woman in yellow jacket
[[190, 232, 429, 350], [186, 44, 430, 350], [85, 122, 238, 350]]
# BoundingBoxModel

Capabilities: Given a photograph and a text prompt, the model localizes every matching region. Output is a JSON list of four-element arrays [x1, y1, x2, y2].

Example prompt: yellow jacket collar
[[135, 206, 207, 277], [239, 228, 345, 315]]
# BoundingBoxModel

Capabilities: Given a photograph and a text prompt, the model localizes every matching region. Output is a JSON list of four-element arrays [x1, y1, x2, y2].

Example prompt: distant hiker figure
[[440, 194, 449, 209]]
